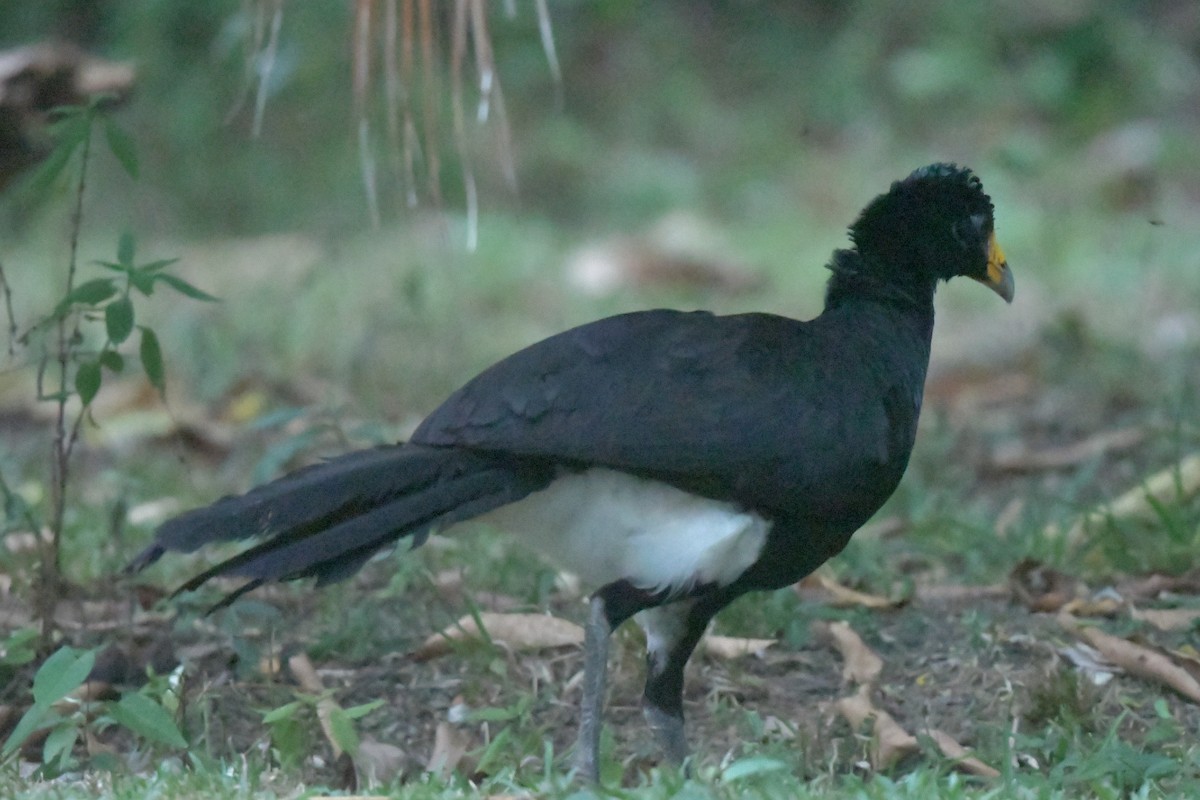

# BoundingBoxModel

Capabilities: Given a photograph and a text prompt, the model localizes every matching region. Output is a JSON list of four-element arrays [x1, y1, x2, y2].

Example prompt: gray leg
[[574, 594, 611, 782]]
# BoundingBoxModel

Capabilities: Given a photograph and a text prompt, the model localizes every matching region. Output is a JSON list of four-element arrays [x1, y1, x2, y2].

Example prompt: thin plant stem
[[40, 111, 94, 645], [0, 260, 17, 356]]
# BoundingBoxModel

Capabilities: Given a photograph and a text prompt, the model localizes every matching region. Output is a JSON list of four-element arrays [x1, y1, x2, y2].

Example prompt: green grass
[[5, 752, 1198, 799]]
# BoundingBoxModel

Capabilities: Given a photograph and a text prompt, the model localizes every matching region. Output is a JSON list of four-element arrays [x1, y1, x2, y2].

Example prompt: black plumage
[[128, 163, 1013, 780]]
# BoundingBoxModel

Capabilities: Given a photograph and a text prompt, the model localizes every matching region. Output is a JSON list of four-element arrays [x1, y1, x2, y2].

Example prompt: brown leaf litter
[[819, 619, 999, 777], [1058, 614, 1200, 704], [411, 612, 584, 661]]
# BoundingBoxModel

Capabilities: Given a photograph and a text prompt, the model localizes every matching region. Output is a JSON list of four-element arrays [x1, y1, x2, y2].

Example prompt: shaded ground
[[35, 573, 1193, 788]]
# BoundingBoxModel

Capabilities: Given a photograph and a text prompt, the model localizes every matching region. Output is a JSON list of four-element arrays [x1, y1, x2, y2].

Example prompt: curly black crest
[[830, 163, 998, 307]]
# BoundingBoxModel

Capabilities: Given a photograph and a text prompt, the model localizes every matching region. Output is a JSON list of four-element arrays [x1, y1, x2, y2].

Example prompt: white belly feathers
[[478, 467, 771, 595]]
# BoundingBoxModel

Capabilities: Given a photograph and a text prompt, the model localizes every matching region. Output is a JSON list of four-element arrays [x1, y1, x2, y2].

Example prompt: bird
[[127, 163, 1013, 781]]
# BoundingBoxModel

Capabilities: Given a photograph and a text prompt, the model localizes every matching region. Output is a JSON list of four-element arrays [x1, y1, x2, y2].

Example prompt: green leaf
[[261, 700, 303, 725], [42, 724, 78, 770], [117, 231, 136, 269], [51, 109, 90, 137], [99, 350, 125, 373], [468, 705, 523, 723], [721, 756, 789, 782], [474, 725, 512, 775], [139, 327, 165, 394], [129, 270, 155, 296], [267, 715, 308, 769], [154, 273, 219, 302], [32, 647, 95, 707], [247, 405, 308, 431], [326, 707, 360, 757], [105, 296, 135, 344], [75, 361, 102, 405], [342, 699, 384, 720], [109, 691, 186, 748], [94, 260, 129, 274], [0, 628, 38, 667], [22, 141, 75, 194], [20, 114, 89, 195], [1154, 698, 1171, 719], [138, 258, 181, 274], [104, 119, 139, 179], [56, 278, 118, 314], [2, 705, 55, 757]]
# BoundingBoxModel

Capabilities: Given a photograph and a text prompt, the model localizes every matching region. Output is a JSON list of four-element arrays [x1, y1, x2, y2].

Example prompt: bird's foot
[[572, 746, 599, 784], [643, 703, 690, 772]]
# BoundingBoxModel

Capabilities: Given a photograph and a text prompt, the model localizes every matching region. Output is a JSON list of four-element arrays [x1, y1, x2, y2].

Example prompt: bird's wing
[[411, 309, 892, 515]]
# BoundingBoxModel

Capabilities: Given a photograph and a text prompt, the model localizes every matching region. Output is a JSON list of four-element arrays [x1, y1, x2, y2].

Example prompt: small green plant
[[0, 97, 215, 643], [261, 693, 383, 769], [1, 645, 186, 774]]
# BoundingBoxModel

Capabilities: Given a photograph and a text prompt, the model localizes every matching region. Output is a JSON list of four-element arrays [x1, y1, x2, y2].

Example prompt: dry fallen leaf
[[989, 427, 1144, 473], [924, 728, 1001, 778], [1058, 642, 1119, 686], [836, 685, 917, 769], [1131, 606, 1200, 632], [84, 728, 116, 758], [1061, 594, 1124, 618], [1172, 645, 1200, 683], [924, 368, 1034, 416], [1009, 558, 1083, 613], [1119, 570, 1200, 600], [288, 653, 349, 759], [835, 687, 998, 776], [425, 719, 469, 779], [1047, 453, 1200, 547], [411, 612, 584, 661], [701, 634, 776, 659], [802, 572, 905, 609], [430, 570, 522, 611], [818, 621, 883, 686], [355, 737, 408, 787], [914, 583, 1009, 603], [1060, 618, 1200, 703]]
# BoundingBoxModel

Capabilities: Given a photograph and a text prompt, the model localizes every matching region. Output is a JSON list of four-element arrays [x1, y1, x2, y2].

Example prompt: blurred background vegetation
[[6, 1, 1200, 228]]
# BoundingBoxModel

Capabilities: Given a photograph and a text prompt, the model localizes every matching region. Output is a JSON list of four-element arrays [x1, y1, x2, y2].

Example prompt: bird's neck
[[820, 249, 937, 387], [823, 249, 937, 315]]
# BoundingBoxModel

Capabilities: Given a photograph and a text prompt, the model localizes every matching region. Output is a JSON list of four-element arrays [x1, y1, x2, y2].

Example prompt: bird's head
[[846, 163, 1014, 304]]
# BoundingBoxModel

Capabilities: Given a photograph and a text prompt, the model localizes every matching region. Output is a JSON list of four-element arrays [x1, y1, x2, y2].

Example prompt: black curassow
[[128, 163, 1013, 780]]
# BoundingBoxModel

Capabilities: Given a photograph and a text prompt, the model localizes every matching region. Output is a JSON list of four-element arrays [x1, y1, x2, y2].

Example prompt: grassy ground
[[3, 3, 1200, 798]]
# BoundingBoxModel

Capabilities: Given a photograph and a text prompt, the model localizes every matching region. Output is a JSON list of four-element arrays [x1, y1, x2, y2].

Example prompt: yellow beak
[[977, 232, 1014, 303]]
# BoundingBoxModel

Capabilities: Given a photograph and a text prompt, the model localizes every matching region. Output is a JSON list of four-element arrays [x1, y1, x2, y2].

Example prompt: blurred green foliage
[[3, 1, 1198, 234]]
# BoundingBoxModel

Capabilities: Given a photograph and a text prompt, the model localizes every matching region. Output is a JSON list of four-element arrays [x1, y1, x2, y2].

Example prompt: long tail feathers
[[126, 445, 552, 605]]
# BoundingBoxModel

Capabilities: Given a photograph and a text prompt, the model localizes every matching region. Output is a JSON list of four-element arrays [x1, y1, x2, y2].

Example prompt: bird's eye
[[951, 214, 987, 248]]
